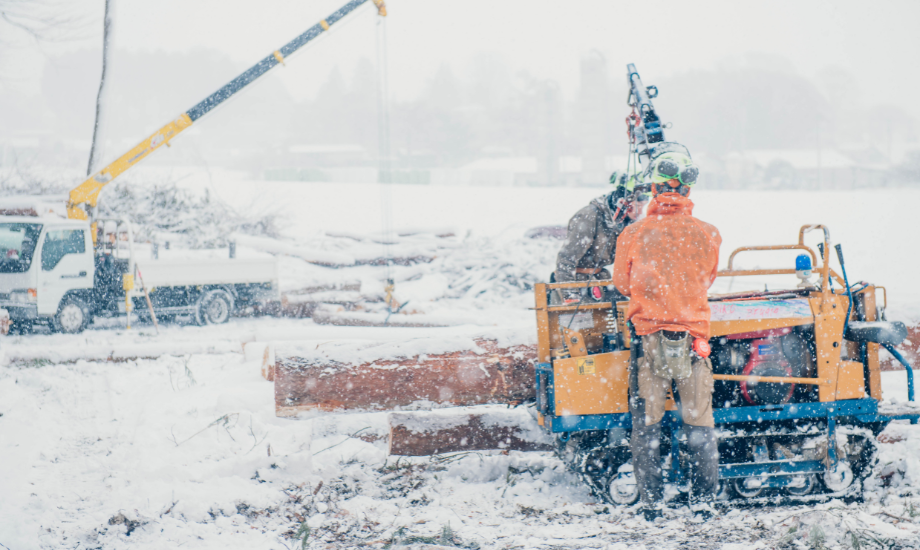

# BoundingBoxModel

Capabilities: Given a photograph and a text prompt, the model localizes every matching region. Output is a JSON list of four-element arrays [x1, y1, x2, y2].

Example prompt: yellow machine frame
[[534, 225, 880, 420]]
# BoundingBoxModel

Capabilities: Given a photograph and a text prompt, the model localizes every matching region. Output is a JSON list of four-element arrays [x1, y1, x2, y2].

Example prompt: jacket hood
[[648, 193, 694, 216], [590, 194, 621, 230]]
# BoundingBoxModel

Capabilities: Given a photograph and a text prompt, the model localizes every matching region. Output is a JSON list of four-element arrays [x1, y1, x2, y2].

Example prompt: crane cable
[[375, 12, 402, 323]]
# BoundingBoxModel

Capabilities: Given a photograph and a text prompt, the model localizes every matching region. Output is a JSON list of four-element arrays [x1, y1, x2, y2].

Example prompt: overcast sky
[[5, 0, 920, 116]]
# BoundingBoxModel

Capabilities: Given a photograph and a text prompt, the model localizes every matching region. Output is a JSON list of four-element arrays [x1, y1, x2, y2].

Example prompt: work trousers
[[629, 331, 719, 506]]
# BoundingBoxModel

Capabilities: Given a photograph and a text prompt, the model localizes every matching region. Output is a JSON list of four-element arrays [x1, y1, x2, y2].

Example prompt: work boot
[[631, 415, 664, 506], [639, 505, 663, 522], [688, 502, 715, 521], [684, 425, 719, 505]]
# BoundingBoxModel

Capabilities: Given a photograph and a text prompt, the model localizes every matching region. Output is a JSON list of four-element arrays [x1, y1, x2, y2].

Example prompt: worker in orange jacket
[[612, 147, 722, 520]]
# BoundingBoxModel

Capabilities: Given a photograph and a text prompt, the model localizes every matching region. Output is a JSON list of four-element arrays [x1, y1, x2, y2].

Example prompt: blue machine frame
[[536, 361, 919, 485]]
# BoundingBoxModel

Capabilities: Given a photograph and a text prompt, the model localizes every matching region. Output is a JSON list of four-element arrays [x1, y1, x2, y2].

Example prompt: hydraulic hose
[[835, 244, 853, 338]]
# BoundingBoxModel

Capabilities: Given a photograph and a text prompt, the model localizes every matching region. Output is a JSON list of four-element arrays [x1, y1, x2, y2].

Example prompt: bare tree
[[0, 0, 89, 44], [87, 0, 112, 176]]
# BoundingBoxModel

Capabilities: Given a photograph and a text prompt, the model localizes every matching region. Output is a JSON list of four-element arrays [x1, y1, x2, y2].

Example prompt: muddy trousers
[[629, 333, 719, 506], [629, 395, 719, 506]]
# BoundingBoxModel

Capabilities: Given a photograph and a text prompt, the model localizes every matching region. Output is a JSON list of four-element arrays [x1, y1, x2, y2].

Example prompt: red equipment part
[[693, 338, 711, 358], [740, 337, 795, 405]]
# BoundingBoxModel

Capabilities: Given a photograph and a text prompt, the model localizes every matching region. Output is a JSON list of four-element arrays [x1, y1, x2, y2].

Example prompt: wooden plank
[[388, 411, 553, 456], [275, 339, 537, 416]]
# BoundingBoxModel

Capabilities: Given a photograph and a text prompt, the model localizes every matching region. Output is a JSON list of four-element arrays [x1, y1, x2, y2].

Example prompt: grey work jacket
[[554, 194, 628, 283]]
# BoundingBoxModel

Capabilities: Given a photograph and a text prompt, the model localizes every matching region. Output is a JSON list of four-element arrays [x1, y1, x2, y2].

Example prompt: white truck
[[0, 215, 279, 333], [0, 0, 387, 333]]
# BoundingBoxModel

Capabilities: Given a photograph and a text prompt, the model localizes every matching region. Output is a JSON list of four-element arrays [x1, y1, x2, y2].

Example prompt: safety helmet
[[648, 142, 691, 162]]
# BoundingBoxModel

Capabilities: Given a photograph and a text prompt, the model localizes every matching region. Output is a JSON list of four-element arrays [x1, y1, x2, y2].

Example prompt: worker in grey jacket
[[554, 173, 649, 300]]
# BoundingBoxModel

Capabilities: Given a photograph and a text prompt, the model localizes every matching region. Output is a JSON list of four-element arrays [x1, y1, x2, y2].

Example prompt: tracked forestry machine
[[535, 225, 917, 505], [532, 65, 919, 505]]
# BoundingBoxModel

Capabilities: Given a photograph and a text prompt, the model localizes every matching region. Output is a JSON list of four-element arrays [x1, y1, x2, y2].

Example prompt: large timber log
[[388, 409, 553, 456], [274, 337, 537, 416], [311, 305, 451, 328]]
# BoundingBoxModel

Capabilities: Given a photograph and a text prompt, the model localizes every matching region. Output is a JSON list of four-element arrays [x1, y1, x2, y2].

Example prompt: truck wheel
[[196, 290, 233, 325], [53, 297, 91, 334]]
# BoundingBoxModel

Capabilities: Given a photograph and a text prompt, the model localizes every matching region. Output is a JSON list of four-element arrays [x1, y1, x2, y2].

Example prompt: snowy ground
[[2, 178, 920, 549], [1, 324, 919, 550]]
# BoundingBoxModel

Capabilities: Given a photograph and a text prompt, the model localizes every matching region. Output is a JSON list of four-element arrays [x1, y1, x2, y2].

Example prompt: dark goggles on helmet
[[656, 159, 700, 186]]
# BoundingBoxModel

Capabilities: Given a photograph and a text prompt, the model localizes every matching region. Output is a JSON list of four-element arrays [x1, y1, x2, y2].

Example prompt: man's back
[[555, 195, 621, 283], [612, 193, 721, 340]]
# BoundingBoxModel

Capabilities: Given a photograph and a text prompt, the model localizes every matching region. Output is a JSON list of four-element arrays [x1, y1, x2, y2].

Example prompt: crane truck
[[0, 0, 387, 333]]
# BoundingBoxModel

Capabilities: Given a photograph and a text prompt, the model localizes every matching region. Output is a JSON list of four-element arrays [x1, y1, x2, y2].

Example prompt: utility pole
[[87, 0, 113, 177]]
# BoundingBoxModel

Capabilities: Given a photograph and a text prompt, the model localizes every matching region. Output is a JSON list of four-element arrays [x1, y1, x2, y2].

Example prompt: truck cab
[[0, 216, 95, 332], [0, 214, 280, 333]]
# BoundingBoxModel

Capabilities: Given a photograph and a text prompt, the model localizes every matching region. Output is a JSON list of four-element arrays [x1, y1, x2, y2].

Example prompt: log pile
[[274, 338, 537, 417], [388, 410, 552, 456]]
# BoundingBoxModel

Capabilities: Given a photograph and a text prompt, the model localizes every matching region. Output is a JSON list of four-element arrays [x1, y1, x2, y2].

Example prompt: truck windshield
[[0, 223, 42, 273]]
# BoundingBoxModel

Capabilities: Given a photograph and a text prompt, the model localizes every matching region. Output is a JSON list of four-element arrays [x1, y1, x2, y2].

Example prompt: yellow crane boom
[[68, 0, 386, 222]]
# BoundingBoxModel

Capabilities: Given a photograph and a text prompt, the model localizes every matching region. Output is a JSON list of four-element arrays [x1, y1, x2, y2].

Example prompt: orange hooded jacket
[[612, 193, 722, 340]]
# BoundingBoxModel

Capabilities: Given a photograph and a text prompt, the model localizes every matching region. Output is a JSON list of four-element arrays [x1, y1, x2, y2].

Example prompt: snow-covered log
[[388, 409, 553, 456], [233, 234, 356, 267], [274, 337, 537, 416], [310, 306, 449, 327], [3, 341, 241, 365], [234, 233, 436, 268]]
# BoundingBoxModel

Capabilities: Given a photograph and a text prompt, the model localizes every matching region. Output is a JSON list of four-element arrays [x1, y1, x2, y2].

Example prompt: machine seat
[[845, 321, 907, 346]]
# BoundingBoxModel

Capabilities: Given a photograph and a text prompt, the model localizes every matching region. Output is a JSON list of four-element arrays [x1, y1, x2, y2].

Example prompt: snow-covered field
[[207, 174, 920, 320], [2, 325, 919, 549], [2, 178, 920, 549]]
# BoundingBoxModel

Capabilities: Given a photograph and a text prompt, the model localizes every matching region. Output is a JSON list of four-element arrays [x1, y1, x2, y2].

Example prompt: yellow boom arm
[[68, 0, 386, 221]]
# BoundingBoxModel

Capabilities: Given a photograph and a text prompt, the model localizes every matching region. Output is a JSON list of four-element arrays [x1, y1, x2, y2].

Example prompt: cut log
[[232, 233, 356, 267], [286, 281, 362, 294], [274, 338, 537, 416], [880, 323, 920, 371], [388, 409, 553, 456], [279, 292, 376, 319], [353, 255, 435, 266], [311, 307, 449, 328]]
